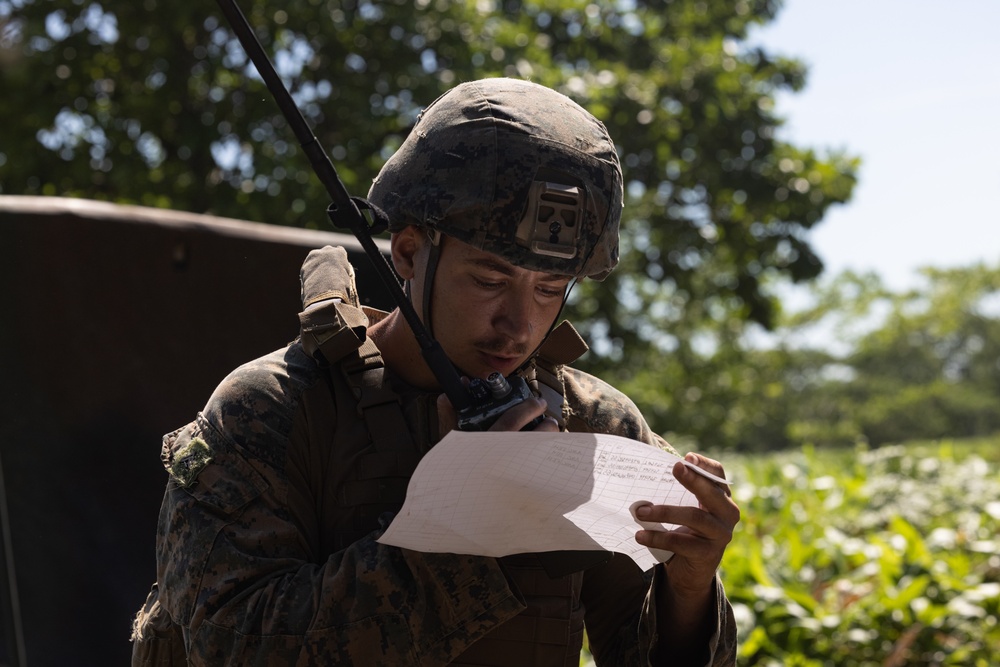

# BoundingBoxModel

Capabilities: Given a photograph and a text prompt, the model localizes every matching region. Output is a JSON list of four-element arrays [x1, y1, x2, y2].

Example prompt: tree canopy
[[783, 264, 1000, 449], [2, 0, 863, 446], [656, 262, 1000, 452]]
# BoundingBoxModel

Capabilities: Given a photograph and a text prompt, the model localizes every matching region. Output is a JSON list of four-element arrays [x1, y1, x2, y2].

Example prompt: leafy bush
[[719, 437, 1000, 666]]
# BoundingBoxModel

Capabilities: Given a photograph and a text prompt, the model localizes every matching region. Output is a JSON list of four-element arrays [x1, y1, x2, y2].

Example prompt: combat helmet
[[368, 78, 623, 281]]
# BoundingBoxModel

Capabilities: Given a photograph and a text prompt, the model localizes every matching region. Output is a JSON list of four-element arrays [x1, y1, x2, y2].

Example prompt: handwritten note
[[377, 431, 730, 571]]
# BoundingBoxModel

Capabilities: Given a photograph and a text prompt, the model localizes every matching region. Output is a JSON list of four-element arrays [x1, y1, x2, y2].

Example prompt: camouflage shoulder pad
[[300, 245, 359, 309], [298, 245, 370, 365]]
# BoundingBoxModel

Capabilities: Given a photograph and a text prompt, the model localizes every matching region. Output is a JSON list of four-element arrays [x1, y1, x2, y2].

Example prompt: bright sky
[[748, 0, 1000, 291]]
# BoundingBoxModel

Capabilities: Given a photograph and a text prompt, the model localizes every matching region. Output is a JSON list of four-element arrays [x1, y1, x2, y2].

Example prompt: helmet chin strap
[[514, 277, 577, 374], [419, 228, 443, 340]]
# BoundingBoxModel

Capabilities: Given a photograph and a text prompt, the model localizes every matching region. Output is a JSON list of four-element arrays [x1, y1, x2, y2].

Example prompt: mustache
[[474, 337, 529, 358]]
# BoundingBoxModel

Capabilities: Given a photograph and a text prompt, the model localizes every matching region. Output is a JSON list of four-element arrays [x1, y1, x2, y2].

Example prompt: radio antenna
[[214, 0, 471, 411]]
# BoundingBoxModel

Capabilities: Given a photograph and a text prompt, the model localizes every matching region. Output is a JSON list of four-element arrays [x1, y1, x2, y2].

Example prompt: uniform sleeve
[[640, 568, 739, 667], [154, 354, 524, 665], [562, 367, 738, 666], [580, 537, 736, 667]]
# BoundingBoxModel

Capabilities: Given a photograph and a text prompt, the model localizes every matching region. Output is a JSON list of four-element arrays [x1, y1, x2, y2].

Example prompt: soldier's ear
[[389, 225, 425, 280]]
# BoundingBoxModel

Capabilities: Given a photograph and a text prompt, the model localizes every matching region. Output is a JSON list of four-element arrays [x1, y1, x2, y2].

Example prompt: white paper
[[377, 430, 730, 571]]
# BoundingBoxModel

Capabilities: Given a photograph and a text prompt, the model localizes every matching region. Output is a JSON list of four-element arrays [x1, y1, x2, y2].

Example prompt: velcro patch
[[168, 437, 212, 488]]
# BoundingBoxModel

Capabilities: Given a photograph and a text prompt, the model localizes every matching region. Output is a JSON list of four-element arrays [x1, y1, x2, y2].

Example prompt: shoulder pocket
[[161, 417, 267, 515]]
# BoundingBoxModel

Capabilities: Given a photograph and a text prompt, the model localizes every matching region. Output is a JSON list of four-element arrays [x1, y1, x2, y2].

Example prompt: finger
[[635, 527, 730, 559], [674, 460, 735, 513], [635, 503, 732, 541], [674, 465, 741, 529], [489, 397, 551, 432], [636, 465, 741, 534], [683, 452, 729, 487], [529, 415, 559, 432]]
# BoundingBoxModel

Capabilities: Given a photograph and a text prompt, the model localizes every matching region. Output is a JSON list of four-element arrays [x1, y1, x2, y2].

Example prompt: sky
[[747, 0, 1000, 291]]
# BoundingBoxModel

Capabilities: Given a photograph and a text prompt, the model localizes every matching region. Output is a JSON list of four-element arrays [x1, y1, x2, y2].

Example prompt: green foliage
[[604, 260, 1000, 453], [781, 263, 1000, 450], [719, 436, 1000, 666], [0, 0, 479, 214], [580, 436, 1000, 666], [2, 0, 856, 378]]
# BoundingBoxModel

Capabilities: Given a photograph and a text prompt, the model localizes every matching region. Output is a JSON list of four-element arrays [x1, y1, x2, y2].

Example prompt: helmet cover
[[368, 78, 623, 279]]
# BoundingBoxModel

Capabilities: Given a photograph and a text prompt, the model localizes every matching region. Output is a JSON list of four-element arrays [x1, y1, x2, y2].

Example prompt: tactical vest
[[299, 246, 592, 666]]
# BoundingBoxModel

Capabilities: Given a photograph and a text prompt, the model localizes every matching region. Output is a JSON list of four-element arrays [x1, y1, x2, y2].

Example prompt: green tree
[[849, 264, 1000, 445], [778, 264, 1000, 449], [2, 0, 859, 442]]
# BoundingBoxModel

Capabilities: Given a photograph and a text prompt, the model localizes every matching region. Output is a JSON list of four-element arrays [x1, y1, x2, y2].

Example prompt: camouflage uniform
[[131, 249, 736, 666], [132, 78, 738, 665]]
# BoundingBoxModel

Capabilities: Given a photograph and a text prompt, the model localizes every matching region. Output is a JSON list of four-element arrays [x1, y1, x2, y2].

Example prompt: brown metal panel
[[0, 196, 394, 665]]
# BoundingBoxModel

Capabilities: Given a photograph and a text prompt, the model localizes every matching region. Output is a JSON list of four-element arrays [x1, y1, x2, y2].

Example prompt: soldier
[[131, 77, 740, 666]]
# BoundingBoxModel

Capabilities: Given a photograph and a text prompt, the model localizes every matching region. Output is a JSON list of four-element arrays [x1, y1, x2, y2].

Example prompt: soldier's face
[[403, 229, 571, 380]]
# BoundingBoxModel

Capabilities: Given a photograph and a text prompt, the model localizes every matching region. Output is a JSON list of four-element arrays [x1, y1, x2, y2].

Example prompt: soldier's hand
[[633, 453, 740, 599], [436, 391, 558, 434]]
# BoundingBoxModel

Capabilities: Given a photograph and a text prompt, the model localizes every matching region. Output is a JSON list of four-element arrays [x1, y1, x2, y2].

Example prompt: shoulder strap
[[297, 245, 416, 453], [340, 338, 415, 453]]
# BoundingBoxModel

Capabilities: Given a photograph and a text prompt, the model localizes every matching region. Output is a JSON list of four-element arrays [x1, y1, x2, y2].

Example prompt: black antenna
[[214, 0, 470, 411], [214, 3, 608, 574]]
